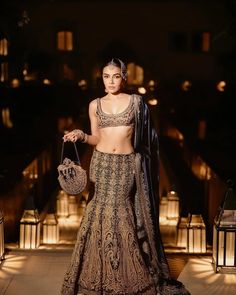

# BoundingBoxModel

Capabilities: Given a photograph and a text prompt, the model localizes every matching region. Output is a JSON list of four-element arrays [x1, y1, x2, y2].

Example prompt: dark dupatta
[[133, 94, 191, 294]]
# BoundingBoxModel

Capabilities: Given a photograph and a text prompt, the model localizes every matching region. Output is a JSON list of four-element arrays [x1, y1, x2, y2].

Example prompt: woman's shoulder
[[88, 99, 99, 114], [131, 93, 142, 101], [131, 93, 143, 108], [89, 99, 97, 106]]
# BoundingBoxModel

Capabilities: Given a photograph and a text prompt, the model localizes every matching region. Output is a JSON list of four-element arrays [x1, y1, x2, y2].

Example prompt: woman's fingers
[[62, 129, 83, 142]]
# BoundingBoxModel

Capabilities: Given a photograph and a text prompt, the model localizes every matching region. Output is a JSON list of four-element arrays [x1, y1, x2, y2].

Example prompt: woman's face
[[102, 65, 123, 94]]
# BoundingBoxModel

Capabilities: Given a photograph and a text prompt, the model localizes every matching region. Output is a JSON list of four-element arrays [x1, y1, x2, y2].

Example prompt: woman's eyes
[[103, 75, 121, 79]]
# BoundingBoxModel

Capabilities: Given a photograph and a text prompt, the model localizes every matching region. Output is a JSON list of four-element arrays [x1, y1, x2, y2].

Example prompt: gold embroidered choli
[[96, 95, 135, 129]]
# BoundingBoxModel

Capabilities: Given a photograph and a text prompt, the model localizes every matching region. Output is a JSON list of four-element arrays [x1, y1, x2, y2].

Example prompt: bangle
[[81, 133, 88, 143], [73, 129, 82, 141], [80, 131, 85, 142]]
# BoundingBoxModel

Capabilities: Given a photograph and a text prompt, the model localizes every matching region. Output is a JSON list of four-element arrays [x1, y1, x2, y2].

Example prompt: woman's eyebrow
[[103, 72, 121, 76]]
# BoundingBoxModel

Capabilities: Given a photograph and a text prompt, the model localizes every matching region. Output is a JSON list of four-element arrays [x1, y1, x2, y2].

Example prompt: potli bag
[[57, 141, 87, 195]]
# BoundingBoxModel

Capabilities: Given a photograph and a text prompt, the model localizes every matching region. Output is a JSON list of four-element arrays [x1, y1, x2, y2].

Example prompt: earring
[[105, 88, 108, 93]]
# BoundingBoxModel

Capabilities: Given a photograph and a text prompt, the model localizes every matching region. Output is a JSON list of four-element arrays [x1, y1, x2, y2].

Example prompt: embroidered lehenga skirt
[[61, 149, 156, 295]]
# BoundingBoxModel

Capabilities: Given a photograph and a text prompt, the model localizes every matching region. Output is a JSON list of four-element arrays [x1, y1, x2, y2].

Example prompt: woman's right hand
[[63, 129, 84, 142]]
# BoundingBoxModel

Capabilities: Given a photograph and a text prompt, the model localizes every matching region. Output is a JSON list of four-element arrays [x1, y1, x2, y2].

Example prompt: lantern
[[56, 190, 69, 218], [0, 211, 5, 261], [43, 213, 59, 244], [212, 184, 236, 272], [159, 196, 168, 224], [167, 190, 179, 221], [177, 217, 188, 249], [187, 214, 206, 253], [68, 195, 78, 221], [19, 195, 40, 249]]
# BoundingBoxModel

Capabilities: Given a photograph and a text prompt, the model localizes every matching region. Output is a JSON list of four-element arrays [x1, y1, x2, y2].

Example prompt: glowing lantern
[[57, 190, 69, 218], [167, 191, 179, 220], [212, 184, 236, 272], [159, 196, 168, 224], [19, 196, 40, 249], [0, 211, 5, 261], [43, 213, 59, 244], [68, 195, 78, 221], [78, 195, 87, 216], [187, 214, 206, 253], [177, 217, 188, 248]]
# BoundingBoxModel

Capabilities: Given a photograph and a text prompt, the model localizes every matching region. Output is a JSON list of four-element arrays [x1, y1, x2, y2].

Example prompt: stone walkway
[[1, 249, 236, 295]]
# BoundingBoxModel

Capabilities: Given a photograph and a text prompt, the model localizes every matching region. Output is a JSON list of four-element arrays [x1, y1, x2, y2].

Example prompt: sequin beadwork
[[96, 95, 135, 129]]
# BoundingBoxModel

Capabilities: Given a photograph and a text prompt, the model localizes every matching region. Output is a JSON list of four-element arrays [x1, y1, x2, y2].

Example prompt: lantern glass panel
[[187, 214, 206, 253], [167, 191, 179, 219], [43, 213, 59, 244], [57, 190, 69, 218], [226, 232, 235, 266], [68, 196, 78, 216], [212, 186, 236, 271], [20, 209, 40, 249], [159, 196, 168, 223], [177, 217, 188, 248], [219, 231, 224, 265]]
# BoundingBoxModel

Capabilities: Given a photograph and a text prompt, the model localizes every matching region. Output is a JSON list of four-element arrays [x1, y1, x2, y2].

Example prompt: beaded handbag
[[57, 141, 87, 195]]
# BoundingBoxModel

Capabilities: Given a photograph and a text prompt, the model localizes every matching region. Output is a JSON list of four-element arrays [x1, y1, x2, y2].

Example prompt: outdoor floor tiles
[[1, 250, 236, 295], [178, 257, 236, 295], [0, 250, 72, 295]]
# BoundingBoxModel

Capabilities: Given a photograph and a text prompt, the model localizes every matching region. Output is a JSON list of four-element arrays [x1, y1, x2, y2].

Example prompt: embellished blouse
[[96, 95, 135, 129]]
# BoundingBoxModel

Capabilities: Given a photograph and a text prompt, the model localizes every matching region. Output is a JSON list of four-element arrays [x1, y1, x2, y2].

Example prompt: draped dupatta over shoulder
[[132, 94, 191, 295]]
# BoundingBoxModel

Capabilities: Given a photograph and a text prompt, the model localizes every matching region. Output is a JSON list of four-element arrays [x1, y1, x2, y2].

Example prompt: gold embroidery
[[96, 95, 135, 129], [61, 150, 156, 295]]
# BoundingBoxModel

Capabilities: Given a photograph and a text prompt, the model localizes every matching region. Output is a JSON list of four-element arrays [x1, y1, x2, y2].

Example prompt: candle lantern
[[0, 211, 5, 261], [177, 217, 188, 248], [43, 213, 59, 244], [56, 190, 69, 218], [167, 190, 179, 220], [159, 196, 168, 224], [68, 195, 78, 220], [212, 184, 236, 272], [19, 195, 40, 249], [187, 214, 206, 253]]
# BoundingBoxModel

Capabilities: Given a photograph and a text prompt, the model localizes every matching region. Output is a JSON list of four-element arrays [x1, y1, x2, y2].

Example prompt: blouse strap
[[96, 97, 102, 114]]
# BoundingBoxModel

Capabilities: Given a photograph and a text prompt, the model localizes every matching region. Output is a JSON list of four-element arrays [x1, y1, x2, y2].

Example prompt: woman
[[61, 58, 190, 295]]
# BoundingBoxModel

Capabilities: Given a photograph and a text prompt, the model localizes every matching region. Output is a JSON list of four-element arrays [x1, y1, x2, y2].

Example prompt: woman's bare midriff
[[95, 126, 134, 154]]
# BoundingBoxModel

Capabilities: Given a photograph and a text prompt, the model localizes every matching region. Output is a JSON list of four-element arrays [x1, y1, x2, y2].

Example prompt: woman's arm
[[85, 99, 100, 146], [63, 99, 100, 146]]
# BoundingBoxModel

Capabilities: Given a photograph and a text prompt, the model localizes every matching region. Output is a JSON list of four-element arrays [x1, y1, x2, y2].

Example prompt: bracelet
[[81, 133, 88, 143], [73, 129, 82, 139], [80, 131, 85, 142]]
